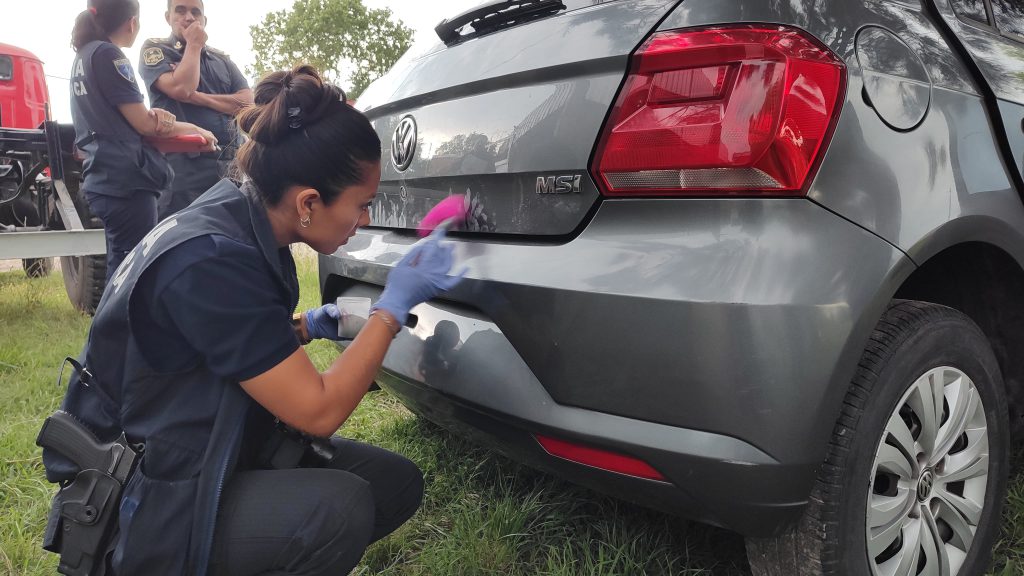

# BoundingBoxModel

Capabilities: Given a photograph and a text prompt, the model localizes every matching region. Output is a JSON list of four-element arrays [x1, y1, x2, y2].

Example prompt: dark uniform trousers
[[86, 191, 158, 282], [211, 438, 423, 576]]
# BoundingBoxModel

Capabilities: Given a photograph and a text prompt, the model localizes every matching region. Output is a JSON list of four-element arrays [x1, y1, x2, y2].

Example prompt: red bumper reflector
[[535, 434, 667, 482]]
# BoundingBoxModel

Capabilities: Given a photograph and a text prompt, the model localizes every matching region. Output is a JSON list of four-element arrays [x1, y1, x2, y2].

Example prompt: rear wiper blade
[[435, 0, 567, 46]]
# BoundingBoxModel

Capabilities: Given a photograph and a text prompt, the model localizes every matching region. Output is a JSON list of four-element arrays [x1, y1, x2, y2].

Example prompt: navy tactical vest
[[44, 180, 300, 574]]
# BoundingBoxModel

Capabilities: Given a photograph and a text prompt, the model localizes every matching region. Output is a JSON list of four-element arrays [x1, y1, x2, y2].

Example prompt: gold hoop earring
[[299, 215, 311, 228]]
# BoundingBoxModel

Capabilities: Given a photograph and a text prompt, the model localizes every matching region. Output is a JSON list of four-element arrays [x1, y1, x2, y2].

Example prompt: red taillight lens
[[592, 25, 846, 197], [535, 434, 667, 482]]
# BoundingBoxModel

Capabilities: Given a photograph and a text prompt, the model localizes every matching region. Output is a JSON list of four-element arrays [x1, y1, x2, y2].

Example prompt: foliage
[[249, 0, 413, 98]]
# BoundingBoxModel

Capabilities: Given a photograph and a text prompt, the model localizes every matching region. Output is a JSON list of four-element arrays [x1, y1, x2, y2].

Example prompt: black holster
[[43, 470, 122, 576], [37, 406, 141, 576]]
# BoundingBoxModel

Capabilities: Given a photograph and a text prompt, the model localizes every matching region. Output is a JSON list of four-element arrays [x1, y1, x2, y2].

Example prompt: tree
[[249, 0, 413, 98]]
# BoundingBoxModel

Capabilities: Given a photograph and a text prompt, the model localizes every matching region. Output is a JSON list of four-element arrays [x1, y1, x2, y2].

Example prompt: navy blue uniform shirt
[[70, 41, 171, 197], [139, 37, 248, 213], [131, 232, 300, 383], [129, 200, 300, 471], [139, 38, 248, 150], [72, 42, 143, 112]]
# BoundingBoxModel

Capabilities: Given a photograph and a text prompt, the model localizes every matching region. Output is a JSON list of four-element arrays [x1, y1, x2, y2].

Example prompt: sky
[[0, 0, 480, 122]]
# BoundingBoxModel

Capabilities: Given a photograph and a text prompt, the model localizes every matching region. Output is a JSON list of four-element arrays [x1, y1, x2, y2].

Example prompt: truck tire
[[746, 300, 1009, 576], [60, 217, 106, 315], [22, 257, 53, 278], [61, 253, 105, 315], [55, 162, 105, 315]]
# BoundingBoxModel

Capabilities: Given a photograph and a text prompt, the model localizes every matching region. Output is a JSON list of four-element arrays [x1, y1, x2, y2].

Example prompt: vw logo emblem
[[917, 470, 934, 502], [391, 116, 417, 172]]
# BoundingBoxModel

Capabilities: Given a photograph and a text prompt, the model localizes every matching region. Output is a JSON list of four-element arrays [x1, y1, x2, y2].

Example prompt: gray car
[[318, 1, 1024, 574]]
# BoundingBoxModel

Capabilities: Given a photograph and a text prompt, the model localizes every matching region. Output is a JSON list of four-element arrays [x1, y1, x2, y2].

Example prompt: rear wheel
[[747, 300, 1009, 576], [22, 257, 53, 278], [60, 217, 106, 315], [54, 167, 106, 315]]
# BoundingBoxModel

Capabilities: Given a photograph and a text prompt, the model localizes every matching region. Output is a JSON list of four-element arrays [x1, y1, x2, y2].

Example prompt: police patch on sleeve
[[113, 58, 136, 83], [144, 47, 165, 66]]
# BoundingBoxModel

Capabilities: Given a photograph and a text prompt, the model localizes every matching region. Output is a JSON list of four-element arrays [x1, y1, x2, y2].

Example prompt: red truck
[[0, 43, 49, 129], [0, 42, 107, 313]]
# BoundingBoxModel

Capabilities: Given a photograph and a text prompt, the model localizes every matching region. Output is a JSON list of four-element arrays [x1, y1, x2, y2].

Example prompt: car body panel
[[935, 0, 1024, 188], [813, 88, 1024, 264], [659, 0, 1024, 266], [318, 0, 1024, 537], [373, 364, 809, 535], [658, 0, 977, 94], [322, 198, 910, 474], [359, 0, 678, 111], [356, 0, 680, 237]]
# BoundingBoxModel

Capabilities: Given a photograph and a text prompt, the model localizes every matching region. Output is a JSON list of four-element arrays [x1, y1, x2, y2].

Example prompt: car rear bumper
[[319, 198, 912, 535], [374, 362, 815, 536]]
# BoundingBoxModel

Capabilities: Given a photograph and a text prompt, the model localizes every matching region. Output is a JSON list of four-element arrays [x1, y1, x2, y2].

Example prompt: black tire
[[747, 300, 1010, 576], [60, 254, 106, 314], [22, 257, 53, 278], [60, 217, 106, 315]]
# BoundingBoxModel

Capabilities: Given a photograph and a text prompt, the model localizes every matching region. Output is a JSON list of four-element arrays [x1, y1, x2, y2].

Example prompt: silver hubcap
[[867, 367, 989, 576]]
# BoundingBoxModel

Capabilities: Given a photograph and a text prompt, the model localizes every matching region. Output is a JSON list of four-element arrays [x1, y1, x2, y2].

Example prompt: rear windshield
[[0, 56, 12, 81]]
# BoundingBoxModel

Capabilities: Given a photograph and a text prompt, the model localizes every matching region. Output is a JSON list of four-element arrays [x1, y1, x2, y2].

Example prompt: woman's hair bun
[[237, 64, 347, 145], [234, 63, 380, 208]]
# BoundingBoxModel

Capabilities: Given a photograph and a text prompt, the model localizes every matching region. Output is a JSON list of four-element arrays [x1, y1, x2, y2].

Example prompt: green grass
[[2, 253, 1023, 575]]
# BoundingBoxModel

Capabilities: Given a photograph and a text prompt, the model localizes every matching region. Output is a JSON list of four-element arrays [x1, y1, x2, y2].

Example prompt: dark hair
[[167, 0, 204, 11], [236, 65, 381, 207], [72, 0, 140, 51]]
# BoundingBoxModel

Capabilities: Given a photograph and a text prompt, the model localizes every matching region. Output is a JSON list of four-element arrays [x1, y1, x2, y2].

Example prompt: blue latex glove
[[372, 227, 464, 326], [305, 303, 341, 340]]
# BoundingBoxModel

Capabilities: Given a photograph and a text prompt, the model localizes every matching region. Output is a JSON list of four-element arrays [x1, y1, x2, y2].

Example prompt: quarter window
[[0, 56, 12, 81], [952, 0, 991, 24], [992, 0, 1024, 39]]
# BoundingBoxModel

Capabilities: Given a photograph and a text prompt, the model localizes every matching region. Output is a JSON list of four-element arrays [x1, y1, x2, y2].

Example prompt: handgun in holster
[[36, 410, 142, 576]]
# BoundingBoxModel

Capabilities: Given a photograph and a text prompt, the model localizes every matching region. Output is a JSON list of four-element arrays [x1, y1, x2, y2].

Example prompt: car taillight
[[592, 25, 846, 197]]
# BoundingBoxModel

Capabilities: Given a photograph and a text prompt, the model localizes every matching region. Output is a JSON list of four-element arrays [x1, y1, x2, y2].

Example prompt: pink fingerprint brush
[[417, 194, 469, 237]]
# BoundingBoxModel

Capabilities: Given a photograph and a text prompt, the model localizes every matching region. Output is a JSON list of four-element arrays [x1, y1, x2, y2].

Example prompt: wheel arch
[[894, 239, 1024, 447], [805, 228, 1024, 512]]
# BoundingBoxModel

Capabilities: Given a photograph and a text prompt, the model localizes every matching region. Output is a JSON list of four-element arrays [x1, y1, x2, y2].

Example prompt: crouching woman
[[44, 64, 461, 575]]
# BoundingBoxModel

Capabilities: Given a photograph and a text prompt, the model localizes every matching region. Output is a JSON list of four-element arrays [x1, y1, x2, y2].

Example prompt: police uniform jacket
[[43, 180, 300, 575], [140, 38, 248, 195], [70, 40, 172, 198]]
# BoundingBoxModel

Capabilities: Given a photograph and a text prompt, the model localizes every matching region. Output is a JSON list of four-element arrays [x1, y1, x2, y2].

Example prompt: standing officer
[[70, 0, 216, 282], [139, 0, 252, 218]]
